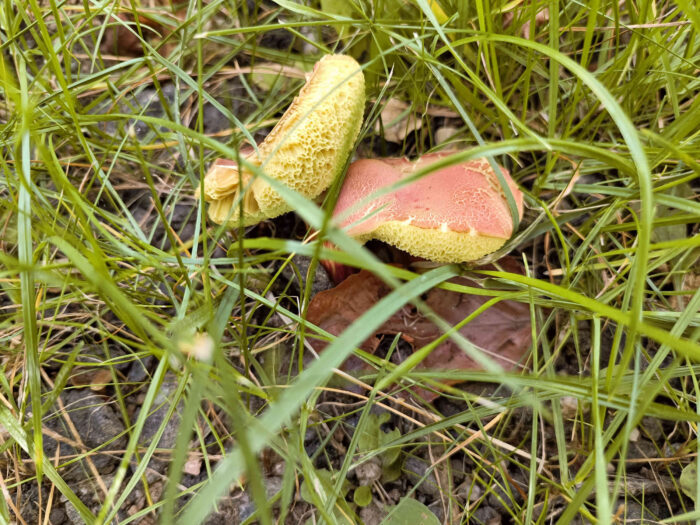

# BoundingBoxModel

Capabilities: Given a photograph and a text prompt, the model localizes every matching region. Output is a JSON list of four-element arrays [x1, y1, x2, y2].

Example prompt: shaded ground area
[[2, 1, 699, 524]]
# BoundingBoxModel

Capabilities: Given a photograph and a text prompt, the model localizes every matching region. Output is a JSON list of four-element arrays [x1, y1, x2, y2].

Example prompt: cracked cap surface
[[333, 153, 524, 262]]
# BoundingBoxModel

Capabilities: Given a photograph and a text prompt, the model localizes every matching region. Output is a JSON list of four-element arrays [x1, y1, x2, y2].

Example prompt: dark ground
[[6, 8, 699, 525]]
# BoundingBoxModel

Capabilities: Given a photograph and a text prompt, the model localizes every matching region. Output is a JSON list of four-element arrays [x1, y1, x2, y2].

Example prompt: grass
[[1, 0, 699, 523]]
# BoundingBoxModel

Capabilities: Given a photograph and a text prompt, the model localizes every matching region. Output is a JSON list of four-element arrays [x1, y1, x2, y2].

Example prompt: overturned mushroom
[[332, 153, 524, 263], [201, 54, 365, 226]]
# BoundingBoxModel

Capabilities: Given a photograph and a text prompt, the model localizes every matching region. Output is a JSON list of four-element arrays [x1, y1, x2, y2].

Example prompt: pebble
[[458, 476, 483, 503], [486, 470, 525, 513], [136, 373, 181, 456], [43, 389, 126, 480], [626, 439, 658, 471], [63, 501, 82, 525], [404, 457, 441, 497], [614, 499, 645, 521], [280, 255, 334, 298], [470, 505, 501, 525], [428, 500, 445, 522], [450, 458, 467, 483], [640, 416, 665, 442], [235, 476, 283, 522], [356, 459, 382, 486], [49, 507, 67, 525], [359, 501, 386, 525], [560, 396, 581, 418], [201, 496, 239, 525], [265, 476, 283, 499]]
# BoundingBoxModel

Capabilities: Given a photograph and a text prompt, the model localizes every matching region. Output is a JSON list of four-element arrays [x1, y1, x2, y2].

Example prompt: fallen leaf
[[410, 279, 532, 371], [70, 368, 114, 391], [307, 270, 392, 371], [434, 126, 460, 146], [502, 7, 550, 40], [307, 269, 532, 399], [184, 455, 202, 476], [101, 12, 164, 57], [101, 1, 180, 58], [375, 99, 423, 144]]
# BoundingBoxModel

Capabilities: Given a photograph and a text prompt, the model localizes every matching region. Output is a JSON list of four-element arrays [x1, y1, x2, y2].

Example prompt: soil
[[6, 6, 697, 525]]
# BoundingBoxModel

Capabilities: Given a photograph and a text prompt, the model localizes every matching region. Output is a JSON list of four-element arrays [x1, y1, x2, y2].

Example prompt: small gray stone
[[356, 459, 382, 486], [458, 477, 483, 503], [470, 505, 501, 525], [127, 355, 155, 383], [450, 458, 467, 483], [560, 396, 581, 418], [280, 255, 333, 298], [49, 507, 67, 525], [63, 501, 83, 525], [640, 416, 665, 442], [359, 501, 386, 525], [304, 428, 321, 458], [613, 499, 645, 521], [387, 488, 401, 503], [265, 476, 283, 499], [137, 373, 181, 452], [404, 457, 440, 497], [486, 471, 524, 513], [237, 492, 255, 522], [202, 496, 239, 525], [43, 389, 126, 480], [231, 477, 283, 522], [427, 500, 445, 523], [626, 440, 658, 471]]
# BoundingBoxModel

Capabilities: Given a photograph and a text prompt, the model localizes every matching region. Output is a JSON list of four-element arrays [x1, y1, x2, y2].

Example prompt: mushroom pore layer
[[202, 55, 365, 226]]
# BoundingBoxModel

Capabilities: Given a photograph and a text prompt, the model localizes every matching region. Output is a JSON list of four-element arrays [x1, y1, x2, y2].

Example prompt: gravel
[[43, 389, 126, 481]]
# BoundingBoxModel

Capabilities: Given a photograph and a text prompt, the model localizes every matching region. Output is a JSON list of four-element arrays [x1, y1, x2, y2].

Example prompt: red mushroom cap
[[332, 152, 524, 262]]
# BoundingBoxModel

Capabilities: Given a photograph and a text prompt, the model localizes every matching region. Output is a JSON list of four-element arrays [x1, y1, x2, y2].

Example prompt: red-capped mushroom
[[331, 152, 524, 263]]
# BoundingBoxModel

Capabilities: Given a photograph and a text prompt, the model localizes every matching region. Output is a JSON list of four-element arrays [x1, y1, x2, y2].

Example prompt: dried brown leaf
[[375, 99, 423, 144], [307, 269, 532, 398]]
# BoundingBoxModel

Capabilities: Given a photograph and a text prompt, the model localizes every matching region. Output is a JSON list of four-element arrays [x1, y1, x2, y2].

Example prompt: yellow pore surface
[[365, 222, 509, 263], [205, 55, 365, 226]]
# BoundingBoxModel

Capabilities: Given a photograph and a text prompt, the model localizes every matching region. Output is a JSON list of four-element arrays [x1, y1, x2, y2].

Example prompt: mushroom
[[201, 54, 365, 226], [331, 153, 524, 263]]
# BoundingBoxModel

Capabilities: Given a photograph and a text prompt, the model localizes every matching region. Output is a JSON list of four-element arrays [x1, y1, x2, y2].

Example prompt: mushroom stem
[[320, 240, 358, 284]]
